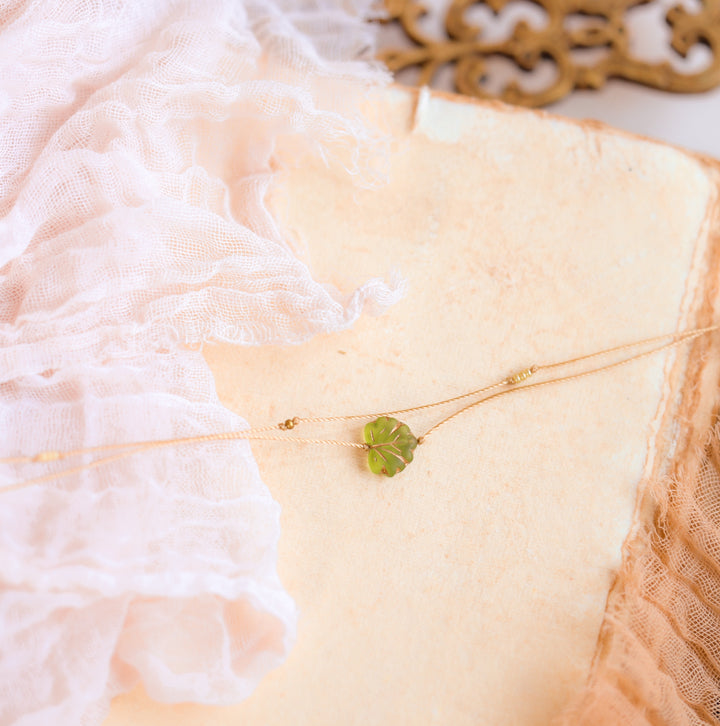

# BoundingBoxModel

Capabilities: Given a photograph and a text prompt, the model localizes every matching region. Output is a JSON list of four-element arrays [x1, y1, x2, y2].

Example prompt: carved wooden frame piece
[[378, 0, 720, 106]]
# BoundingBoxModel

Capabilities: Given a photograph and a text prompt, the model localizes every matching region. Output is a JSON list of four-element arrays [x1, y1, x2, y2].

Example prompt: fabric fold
[[0, 2, 398, 724]]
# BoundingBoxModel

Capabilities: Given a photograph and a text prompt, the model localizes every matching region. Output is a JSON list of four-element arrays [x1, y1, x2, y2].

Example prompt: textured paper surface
[[105, 87, 719, 724]]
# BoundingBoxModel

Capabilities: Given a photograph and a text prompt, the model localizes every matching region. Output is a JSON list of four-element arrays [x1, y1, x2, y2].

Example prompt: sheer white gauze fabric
[[0, 2, 401, 724]]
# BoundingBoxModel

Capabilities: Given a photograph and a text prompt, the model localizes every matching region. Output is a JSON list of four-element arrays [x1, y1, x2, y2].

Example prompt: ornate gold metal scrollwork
[[378, 0, 720, 106]]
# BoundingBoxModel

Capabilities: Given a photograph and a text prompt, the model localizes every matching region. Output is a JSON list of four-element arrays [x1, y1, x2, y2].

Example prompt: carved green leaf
[[364, 416, 418, 477]]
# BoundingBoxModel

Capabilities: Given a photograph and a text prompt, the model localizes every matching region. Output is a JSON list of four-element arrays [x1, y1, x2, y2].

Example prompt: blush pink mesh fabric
[[0, 2, 401, 724]]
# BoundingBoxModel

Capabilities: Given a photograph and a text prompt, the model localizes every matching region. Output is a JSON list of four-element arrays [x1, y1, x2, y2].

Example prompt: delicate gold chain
[[1, 325, 717, 492], [420, 326, 716, 441]]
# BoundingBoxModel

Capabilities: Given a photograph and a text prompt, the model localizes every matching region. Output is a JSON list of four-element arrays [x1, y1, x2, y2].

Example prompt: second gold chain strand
[[1, 325, 717, 492]]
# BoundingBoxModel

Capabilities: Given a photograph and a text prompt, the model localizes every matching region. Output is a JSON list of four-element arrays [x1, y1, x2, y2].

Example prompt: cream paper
[[105, 87, 720, 725]]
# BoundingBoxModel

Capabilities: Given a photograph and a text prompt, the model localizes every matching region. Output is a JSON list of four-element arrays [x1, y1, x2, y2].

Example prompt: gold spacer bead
[[278, 417, 300, 431], [504, 365, 538, 385], [33, 450, 61, 463]]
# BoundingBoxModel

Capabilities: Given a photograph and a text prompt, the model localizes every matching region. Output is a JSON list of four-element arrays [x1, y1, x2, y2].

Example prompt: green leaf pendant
[[363, 416, 418, 477]]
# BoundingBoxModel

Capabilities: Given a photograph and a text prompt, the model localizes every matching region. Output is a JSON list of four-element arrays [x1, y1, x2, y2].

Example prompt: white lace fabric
[[0, 2, 399, 724]]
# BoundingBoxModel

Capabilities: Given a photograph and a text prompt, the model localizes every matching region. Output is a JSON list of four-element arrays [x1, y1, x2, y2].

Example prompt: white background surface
[[376, 0, 720, 159]]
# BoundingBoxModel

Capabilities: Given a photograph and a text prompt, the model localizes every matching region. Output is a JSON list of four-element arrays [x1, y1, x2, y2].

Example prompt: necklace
[[1, 325, 717, 490]]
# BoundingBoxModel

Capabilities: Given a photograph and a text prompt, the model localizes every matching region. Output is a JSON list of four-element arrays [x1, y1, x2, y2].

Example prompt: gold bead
[[505, 365, 538, 385], [284, 419, 295, 430], [33, 450, 61, 463]]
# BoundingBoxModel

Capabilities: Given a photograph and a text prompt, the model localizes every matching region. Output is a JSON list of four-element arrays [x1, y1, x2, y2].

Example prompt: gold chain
[[1, 325, 716, 491]]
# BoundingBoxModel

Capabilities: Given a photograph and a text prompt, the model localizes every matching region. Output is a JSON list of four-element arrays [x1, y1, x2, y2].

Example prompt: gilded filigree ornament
[[378, 0, 720, 106]]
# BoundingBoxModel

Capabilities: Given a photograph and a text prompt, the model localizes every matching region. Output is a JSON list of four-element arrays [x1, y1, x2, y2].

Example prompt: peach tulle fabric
[[0, 2, 400, 724], [561, 424, 720, 726]]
